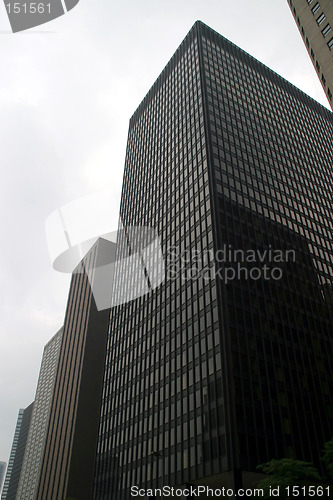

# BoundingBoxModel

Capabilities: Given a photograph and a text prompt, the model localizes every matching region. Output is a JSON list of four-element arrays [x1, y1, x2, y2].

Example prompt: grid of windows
[[202, 36, 333, 285], [202, 30, 333, 470], [0, 463, 6, 494], [37, 240, 111, 500], [288, 0, 333, 108], [2, 405, 33, 500], [94, 32, 225, 499], [15, 329, 63, 500], [1, 410, 24, 500], [37, 252, 97, 500], [94, 21, 333, 498]]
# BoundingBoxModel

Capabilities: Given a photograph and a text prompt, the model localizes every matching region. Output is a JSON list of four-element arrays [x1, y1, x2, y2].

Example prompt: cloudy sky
[[0, 0, 329, 465]]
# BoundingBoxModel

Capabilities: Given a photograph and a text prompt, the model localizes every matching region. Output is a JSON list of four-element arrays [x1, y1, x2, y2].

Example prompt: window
[[322, 24, 332, 37], [328, 88, 332, 100], [316, 60, 320, 72], [307, 0, 314, 4], [321, 73, 326, 86], [306, 37, 310, 47], [316, 13, 326, 25], [328, 37, 333, 50], [311, 2, 320, 14], [311, 48, 315, 59]]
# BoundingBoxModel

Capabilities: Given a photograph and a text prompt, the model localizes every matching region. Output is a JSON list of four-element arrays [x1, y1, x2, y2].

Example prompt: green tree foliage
[[257, 458, 322, 499], [322, 439, 333, 483]]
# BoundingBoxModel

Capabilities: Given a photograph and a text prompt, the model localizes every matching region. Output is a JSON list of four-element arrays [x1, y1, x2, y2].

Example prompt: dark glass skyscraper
[[93, 21, 333, 497]]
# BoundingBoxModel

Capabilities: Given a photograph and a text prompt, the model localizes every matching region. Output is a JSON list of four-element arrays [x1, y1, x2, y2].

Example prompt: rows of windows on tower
[[4, 20, 332, 500], [91, 21, 333, 499]]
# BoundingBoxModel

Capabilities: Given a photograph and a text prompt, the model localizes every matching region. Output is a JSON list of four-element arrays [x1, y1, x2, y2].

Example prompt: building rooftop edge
[[128, 20, 332, 128]]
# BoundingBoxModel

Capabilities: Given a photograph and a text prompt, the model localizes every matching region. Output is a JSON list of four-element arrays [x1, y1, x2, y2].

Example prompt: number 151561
[[6, 3, 51, 14]]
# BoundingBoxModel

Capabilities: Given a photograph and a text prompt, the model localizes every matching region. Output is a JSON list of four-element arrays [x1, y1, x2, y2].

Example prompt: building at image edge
[[288, 0, 333, 110], [91, 21, 333, 497]]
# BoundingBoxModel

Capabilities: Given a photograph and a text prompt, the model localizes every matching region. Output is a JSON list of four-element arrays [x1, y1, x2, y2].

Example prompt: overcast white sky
[[0, 0, 330, 464]]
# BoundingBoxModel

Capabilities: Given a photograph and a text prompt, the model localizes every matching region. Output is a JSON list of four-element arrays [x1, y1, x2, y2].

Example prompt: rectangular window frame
[[322, 24, 331, 37], [316, 13, 326, 25], [311, 2, 320, 14]]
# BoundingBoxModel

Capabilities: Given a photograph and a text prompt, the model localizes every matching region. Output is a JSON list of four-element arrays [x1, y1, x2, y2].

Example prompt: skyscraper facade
[[93, 21, 333, 497], [1, 404, 33, 500], [37, 238, 112, 500], [16, 327, 63, 500], [288, 0, 333, 110], [0, 462, 6, 495], [1, 409, 24, 500]]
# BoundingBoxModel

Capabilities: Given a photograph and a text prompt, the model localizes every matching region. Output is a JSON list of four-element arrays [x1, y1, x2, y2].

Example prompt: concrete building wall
[[36, 238, 112, 500], [288, 0, 333, 110]]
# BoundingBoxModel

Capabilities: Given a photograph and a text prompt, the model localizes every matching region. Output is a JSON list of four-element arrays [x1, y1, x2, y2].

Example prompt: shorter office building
[[16, 328, 63, 500], [37, 238, 112, 500], [1, 404, 33, 500], [1, 409, 24, 500], [0, 462, 6, 494]]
